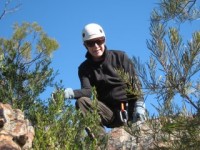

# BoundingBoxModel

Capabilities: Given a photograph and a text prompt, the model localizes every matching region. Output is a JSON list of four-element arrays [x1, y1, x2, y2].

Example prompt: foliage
[[132, 0, 200, 149], [0, 22, 58, 112], [32, 89, 86, 150], [115, 68, 143, 99], [32, 86, 106, 150]]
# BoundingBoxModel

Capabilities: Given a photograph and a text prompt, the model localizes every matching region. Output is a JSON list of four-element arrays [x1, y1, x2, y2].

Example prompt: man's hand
[[133, 101, 147, 122], [64, 88, 74, 99]]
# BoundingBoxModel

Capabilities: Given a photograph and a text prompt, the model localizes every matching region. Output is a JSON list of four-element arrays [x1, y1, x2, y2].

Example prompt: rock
[[0, 103, 34, 150], [107, 121, 154, 150]]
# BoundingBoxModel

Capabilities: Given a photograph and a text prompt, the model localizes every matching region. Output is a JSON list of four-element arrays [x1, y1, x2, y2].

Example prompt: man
[[54, 23, 146, 138]]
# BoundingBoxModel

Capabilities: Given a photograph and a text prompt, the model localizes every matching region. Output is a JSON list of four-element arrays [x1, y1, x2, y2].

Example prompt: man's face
[[84, 37, 105, 61]]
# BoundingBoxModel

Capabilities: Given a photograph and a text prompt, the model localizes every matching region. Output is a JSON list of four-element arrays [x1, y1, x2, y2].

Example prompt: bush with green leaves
[[32, 86, 106, 150], [0, 22, 58, 111], [132, 0, 200, 149]]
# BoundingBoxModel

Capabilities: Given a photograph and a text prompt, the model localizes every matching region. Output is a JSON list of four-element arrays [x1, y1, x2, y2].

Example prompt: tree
[[0, 0, 21, 20], [132, 0, 200, 149], [0, 22, 58, 111]]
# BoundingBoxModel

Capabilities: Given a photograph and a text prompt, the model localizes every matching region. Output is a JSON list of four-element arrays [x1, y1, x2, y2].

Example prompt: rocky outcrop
[[0, 103, 34, 150], [0, 102, 182, 150], [107, 121, 155, 150]]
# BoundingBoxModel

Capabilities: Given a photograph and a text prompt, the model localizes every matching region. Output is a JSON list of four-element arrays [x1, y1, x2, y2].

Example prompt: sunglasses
[[84, 37, 105, 47]]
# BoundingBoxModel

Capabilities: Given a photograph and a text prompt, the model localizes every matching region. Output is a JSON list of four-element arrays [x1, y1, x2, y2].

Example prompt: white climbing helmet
[[82, 23, 105, 41]]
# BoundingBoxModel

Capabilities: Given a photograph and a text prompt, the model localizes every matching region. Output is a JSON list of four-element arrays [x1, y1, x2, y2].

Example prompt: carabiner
[[120, 110, 128, 123], [119, 103, 128, 123]]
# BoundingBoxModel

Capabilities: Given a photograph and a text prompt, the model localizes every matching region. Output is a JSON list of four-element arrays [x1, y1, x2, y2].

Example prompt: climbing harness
[[119, 102, 128, 123]]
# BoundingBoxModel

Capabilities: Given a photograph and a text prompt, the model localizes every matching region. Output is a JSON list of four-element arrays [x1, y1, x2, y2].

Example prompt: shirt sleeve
[[73, 66, 92, 99]]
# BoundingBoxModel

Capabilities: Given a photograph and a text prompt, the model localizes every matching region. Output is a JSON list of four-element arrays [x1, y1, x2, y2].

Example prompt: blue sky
[[1, 0, 199, 116]]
